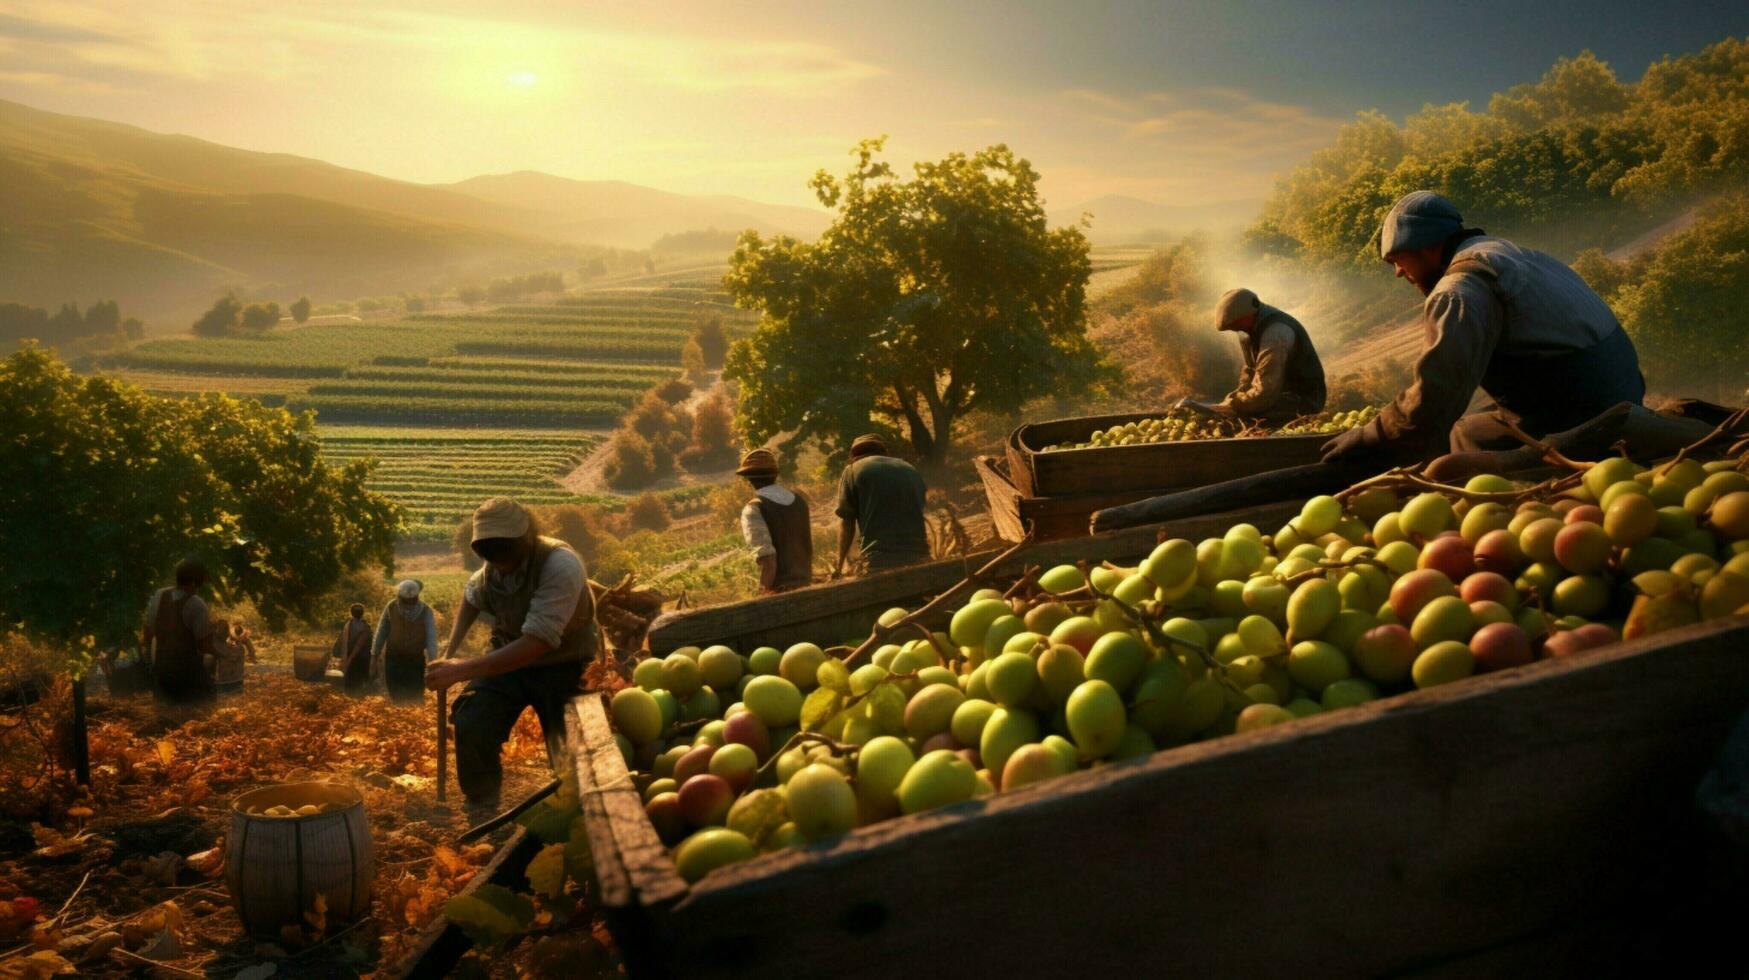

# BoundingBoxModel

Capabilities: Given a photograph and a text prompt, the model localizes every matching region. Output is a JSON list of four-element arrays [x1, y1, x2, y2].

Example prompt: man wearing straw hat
[[426, 497, 597, 808], [736, 448, 814, 593], [833, 434, 929, 577], [373, 579, 439, 703]]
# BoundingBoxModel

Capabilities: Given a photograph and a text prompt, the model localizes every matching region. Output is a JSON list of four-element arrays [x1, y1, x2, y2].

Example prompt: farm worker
[[1321, 191, 1645, 464], [426, 497, 598, 808], [334, 604, 373, 695], [142, 558, 216, 705], [372, 579, 439, 703], [833, 434, 930, 577], [210, 620, 258, 696], [736, 448, 814, 593], [1184, 288, 1326, 422]]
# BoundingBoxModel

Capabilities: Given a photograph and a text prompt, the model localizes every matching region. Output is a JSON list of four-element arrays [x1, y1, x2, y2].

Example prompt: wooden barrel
[[292, 645, 329, 682], [226, 782, 374, 939]]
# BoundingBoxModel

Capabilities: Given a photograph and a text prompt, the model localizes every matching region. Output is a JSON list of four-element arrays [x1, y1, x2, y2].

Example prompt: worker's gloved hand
[[1320, 424, 1375, 463]]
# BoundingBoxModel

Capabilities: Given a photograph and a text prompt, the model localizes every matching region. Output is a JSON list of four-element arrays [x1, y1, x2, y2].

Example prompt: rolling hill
[[1051, 194, 1258, 243], [0, 98, 826, 321], [441, 172, 829, 249]]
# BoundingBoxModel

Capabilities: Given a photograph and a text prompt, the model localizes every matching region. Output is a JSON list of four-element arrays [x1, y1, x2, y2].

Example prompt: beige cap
[[396, 579, 421, 599], [1214, 288, 1262, 331], [850, 433, 888, 458], [736, 448, 778, 477], [471, 496, 531, 544]]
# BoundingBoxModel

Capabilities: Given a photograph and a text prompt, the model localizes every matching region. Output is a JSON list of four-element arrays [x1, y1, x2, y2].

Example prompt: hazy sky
[[1, 1, 1743, 209]]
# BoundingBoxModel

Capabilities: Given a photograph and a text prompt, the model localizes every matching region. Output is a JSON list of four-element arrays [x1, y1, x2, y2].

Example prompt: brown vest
[[1241, 307, 1327, 417], [483, 537, 597, 665], [384, 601, 431, 658], [152, 588, 202, 676], [754, 491, 813, 590]]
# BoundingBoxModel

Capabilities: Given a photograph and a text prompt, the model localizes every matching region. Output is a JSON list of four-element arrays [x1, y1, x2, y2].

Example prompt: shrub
[[681, 338, 707, 382], [680, 390, 740, 472], [695, 316, 729, 368], [240, 302, 281, 331], [655, 377, 694, 403], [192, 294, 241, 337], [626, 493, 672, 532], [604, 430, 659, 489]]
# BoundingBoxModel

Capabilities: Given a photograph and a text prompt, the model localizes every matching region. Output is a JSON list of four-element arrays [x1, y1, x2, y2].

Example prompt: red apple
[[672, 744, 716, 785], [676, 773, 734, 826], [1459, 571, 1518, 608], [645, 792, 687, 844], [1564, 504, 1605, 526], [722, 711, 771, 761], [1542, 623, 1621, 658], [1418, 535, 1475, 581], [922, 732, 960, 754], [1389, 569, 1457, 623], [1470, 622, 1532, 672]]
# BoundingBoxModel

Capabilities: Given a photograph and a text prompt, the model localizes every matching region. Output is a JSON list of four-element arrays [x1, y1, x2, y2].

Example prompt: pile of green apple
[[607, 454, 1749, 885], [1045, 405, 1380, 450]]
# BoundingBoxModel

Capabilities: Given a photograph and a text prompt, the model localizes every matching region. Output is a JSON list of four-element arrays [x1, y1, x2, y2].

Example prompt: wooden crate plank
[[591, 616, 1749, 978], [1008, 410, 1328, 498]]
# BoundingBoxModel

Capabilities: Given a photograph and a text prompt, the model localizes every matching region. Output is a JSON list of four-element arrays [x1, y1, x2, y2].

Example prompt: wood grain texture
[[646, 500, 1305, 655], [585, 615, 1749, 979], [1008, 411, 1328, 498]]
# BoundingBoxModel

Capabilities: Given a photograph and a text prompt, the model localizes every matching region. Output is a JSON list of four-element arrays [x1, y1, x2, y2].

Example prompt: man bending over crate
[[1180, 288, 1327, 424], [425, 497, 599, 809]]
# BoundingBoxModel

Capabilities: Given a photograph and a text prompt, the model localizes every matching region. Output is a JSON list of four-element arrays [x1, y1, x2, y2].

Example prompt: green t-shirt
[[835, 455, 929, 564]]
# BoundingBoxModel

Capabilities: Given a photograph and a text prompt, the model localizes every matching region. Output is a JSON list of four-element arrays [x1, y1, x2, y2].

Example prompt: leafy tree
[[121, 318, 143, 340], [603, 430, 658, 489], [0, 346, 401, 674], [192, 294, 242, 337], [725, 138, 1101, 463], [680, 390, 740, 472], [655, 377, 694, 404], [694, 315, 729, 368], [240, 302, 282, 331], [1489, 51, 1630, 130], [290, 296, 312, 323], [48, 303, 82, 338], [82, 300, 119, 334]]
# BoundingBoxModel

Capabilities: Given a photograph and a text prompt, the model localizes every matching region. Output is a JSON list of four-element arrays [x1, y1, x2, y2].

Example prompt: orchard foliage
[[1248, 40, 1749, 267], [725, 138, 1104, 463], [0, 346, 400, 671]]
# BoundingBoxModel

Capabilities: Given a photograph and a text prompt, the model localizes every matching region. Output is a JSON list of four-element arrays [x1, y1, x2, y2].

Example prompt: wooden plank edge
[[571, 693, 689, 909]]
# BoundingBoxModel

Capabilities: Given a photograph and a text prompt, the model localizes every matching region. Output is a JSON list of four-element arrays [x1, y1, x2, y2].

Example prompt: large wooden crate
[[644, 501, 1305, 655], [572, 615, 1749, 979], [974, 454, 1159, 542], [1007, 411, 1327, 498]]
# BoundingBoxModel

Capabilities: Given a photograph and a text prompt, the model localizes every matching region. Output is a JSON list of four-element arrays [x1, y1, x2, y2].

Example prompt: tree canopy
[[724, 138, 1101, 463], [0, 347, 401, 673]]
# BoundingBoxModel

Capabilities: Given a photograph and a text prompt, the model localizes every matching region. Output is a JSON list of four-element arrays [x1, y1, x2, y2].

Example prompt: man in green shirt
[[833, 434, 929, 576]]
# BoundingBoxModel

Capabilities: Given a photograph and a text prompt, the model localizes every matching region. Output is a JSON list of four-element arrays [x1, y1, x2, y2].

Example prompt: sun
[[506, 70, 539, 87]]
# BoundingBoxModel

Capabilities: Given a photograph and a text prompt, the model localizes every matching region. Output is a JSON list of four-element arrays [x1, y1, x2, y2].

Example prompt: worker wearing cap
[[737, 449, 814, 593], [1186, 288, 1326, 422], [834, 434, 929, 577], [426, 497, 597, 808], [1322, 191, 1644, 463], [373, 579, 439, 703]]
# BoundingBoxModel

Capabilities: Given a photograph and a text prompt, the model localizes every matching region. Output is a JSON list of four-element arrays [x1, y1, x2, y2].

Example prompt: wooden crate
[[975, 454, 1160, 542], [644, 501, 1306, 656], [572, 614, 1749, 979], [1007, 411, 1327, 498]]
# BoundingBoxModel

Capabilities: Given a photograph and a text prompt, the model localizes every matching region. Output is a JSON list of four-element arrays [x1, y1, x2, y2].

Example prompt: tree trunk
[[894, 385, 935, 459], [920, 381, 956, 465]]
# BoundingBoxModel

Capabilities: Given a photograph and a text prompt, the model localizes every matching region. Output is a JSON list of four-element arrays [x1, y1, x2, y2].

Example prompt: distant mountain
[[1051, 194, 1258, 243], [439, 171, 829, 249], [0, 98, 827, 321]]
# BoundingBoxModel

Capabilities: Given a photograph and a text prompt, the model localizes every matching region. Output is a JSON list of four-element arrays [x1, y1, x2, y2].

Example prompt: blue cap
[[1378, 191, 1464, 259]]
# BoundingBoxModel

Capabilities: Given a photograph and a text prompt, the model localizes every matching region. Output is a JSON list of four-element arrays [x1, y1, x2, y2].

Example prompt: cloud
[[1062, 85, 1344, 164]]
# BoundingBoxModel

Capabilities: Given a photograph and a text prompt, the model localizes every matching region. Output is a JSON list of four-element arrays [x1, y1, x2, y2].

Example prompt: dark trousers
[[152, 658, 214, 706], [384, 651, 426, 703], [451, 660, 583, 805], [342, 653, 373, 695]]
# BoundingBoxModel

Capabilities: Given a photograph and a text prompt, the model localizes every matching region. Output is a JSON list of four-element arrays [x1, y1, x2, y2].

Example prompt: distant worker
[[833, 434, 929, 577], [373, 580, 439, 703], [335, 603, 373, 695], [426, 498, 597, 809], [210, 620, 258, 696], [1184, 288, 1326, 422], [142, 558, 215, 706], [736, 449, 814, 594], [1322, 191, 1644, 464]]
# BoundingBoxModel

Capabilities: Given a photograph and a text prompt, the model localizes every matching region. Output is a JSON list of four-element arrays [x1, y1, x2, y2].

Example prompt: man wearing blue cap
[[1321, 191, 1644, 463]]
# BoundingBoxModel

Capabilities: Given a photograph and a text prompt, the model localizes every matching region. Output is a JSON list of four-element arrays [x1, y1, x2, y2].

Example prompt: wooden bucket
[[292, 645, 329, 682], [226, 782, 374, 939]]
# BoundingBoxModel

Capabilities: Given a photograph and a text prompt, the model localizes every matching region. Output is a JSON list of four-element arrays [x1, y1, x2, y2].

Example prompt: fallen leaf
[[0, 950, 76, 979], [154, 740, 175, 767], [137, 928, 182, 961], [187, 846, 225, 878]]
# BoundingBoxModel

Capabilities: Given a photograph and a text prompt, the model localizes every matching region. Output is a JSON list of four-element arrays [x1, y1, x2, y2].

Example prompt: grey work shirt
[[463, 545, 587, 650], [145, 588, 211, 641], [835, 455, 929, 562], [1362, 236, 1625, 457]]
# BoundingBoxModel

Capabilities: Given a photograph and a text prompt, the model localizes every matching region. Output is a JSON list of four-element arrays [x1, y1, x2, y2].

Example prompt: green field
[[95, 285, 750, 427]]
